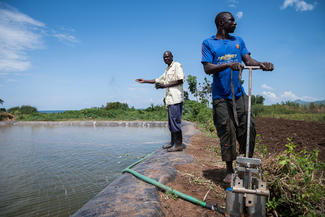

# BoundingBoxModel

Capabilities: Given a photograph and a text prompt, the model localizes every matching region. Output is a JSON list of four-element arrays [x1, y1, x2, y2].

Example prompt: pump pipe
[[122, 154, 225, 215]]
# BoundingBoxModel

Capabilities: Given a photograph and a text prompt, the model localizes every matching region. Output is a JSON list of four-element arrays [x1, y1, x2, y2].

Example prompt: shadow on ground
[[202, 168, 229, 189]]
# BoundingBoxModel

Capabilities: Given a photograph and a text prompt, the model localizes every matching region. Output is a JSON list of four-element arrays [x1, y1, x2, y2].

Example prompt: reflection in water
[[0, 125, 169, 217]]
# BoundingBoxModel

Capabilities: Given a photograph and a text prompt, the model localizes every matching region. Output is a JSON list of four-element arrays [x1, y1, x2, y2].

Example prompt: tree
[[0, 98, 3, 105], [183, 91, 189, 101], [186, 75, 198, 101], [186, 74, 212, 106], [252, 95, 265, 105], [198, 77, 212, 106]]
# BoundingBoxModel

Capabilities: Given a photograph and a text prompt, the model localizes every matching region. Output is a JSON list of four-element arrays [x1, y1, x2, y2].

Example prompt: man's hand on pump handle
[[227, 62, 274, 71]]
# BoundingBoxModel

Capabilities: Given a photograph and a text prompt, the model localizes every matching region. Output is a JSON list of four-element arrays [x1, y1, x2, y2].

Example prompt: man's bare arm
[[202, 62, 244, 75], [135, 79, 155, 84], [242, 54, 274, 71]]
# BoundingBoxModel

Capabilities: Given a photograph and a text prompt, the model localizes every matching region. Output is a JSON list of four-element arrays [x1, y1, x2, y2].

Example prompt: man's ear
[[218, 19, 224, 28]]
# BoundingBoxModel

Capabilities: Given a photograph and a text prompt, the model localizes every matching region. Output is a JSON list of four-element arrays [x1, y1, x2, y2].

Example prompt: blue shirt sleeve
[[239, 37, 250, 57], [201, 40, 213, 63]]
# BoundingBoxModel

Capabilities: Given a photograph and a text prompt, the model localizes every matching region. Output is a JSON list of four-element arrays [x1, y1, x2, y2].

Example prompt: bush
[[183, 100, 214, 132], [8, 105, 37, 114], [105, 102, 129, 110], [8, 106, 20, 113], [144, 104, 165, 112], [252, 104, 265, 117], [80, 108, 112, 119], [20, 105, 37, 114], [263, 139, 325, 216]]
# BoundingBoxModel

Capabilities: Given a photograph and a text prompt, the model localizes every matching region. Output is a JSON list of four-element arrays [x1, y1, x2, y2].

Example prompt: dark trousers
[[168, 103, 183, 133], [212, 95, 256, 162]]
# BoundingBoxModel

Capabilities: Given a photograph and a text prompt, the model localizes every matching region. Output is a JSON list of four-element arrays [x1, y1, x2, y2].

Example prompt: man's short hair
[[164, 50, 173, 57], [214, 11, 232, 28]]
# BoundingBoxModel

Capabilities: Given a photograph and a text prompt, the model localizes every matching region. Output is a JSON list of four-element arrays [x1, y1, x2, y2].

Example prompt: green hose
[[122, 153, 225, 214]]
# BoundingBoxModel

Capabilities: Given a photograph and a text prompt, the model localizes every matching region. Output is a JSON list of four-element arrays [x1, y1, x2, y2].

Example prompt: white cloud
[[270, 90, 317, 103], [0, 6, 44, 27], [228, 0, 239, 8], [0, 3, 79, 74], [262, 90, 317, 104], [53, 33, 79, 44], [300, 96, 318, 101], [261, 84, 273, 90], [281, 0, 315, 11], [280, 90, 300, 101], [0, 5, 44, 72], [262, 91, 278, 102], [236, 11, 243, 19]]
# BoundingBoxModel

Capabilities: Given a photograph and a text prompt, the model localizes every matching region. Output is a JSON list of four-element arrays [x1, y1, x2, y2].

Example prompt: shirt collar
[[167, 61, 174, 69], [211, 34, 235, 40]]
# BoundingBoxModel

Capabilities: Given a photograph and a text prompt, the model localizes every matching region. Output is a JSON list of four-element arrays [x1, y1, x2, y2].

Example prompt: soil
[[0, 112, 15, 121], [158, 117, 325, 217]]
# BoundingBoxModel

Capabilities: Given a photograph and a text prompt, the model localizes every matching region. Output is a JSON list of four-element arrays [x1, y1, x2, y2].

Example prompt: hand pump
[[225, 66, 269, 217]]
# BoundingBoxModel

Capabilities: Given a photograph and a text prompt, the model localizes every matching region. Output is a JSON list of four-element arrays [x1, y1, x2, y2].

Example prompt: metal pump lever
[[244, 66, 261, 158]]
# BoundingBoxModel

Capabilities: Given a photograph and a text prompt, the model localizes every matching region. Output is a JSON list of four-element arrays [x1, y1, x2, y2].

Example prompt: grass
[[253, 104, 325, 123], [262, 139, 325, 216], [257, 113, 325, 122]]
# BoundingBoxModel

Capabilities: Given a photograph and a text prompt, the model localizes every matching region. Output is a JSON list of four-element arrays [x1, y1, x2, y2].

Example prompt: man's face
[[163, 52, 173, 65], [222, 13, 236, 33]]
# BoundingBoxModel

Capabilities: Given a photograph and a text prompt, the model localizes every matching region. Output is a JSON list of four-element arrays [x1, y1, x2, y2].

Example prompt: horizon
[[1, 0, 324, 110], [12, 98, 325, 112]]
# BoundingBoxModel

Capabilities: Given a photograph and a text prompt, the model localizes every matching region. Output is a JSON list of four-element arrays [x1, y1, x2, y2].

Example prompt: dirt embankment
[[159, 117, 325, 217]]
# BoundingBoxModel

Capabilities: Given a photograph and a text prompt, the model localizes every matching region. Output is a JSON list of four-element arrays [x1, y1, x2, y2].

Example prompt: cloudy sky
[[0, 0, 324, 110]]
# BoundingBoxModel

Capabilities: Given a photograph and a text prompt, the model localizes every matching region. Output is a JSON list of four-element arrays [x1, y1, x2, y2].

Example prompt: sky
[[0, 0, 324, 110]]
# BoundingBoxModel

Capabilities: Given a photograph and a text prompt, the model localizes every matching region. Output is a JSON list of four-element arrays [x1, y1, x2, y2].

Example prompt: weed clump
[[262, 138, 325, 216]]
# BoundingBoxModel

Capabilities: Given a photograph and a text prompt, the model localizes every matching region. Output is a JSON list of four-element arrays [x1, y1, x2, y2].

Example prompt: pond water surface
[[0, 124, 169, 217]]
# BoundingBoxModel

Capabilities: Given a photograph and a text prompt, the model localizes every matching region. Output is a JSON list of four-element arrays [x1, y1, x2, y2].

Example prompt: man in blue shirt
[[201, 12, 273, 183]]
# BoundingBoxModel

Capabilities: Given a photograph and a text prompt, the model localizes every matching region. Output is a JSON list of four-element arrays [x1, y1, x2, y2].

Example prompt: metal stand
[[225, 66, 269, 217]]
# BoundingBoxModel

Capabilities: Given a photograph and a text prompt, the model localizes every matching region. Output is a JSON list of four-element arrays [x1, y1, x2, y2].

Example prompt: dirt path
[[159, 117, 325, 217]]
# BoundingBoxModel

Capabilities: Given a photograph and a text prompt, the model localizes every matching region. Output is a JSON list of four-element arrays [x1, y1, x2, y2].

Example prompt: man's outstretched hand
[[260, 62, 274, 71], [136, 78, 144, 83]]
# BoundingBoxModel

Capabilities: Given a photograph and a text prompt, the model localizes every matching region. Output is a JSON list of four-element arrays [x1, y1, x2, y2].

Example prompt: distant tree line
[[8, 105, 38, 114]]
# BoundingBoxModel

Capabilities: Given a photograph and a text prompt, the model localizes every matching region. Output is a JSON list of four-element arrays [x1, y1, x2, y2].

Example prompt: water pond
[[0, 124, 169, 217]]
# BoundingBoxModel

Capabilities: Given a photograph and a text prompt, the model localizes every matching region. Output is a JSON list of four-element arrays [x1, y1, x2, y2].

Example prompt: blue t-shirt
[[201, 35, 250, 100]]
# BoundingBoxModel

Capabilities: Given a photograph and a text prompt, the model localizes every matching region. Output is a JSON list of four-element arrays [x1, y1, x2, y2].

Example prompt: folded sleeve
[[240, 37, 250, 57], [175, 63, 185, 80]]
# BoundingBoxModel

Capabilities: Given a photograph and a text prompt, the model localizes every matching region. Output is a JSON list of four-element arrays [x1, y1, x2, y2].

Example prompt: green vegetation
[[0, 98, 6, 112], [8, 102, 168, 121], [8, 105, 37, 114], [252, 101, 325, 122], [263, 139, 325, 216]]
